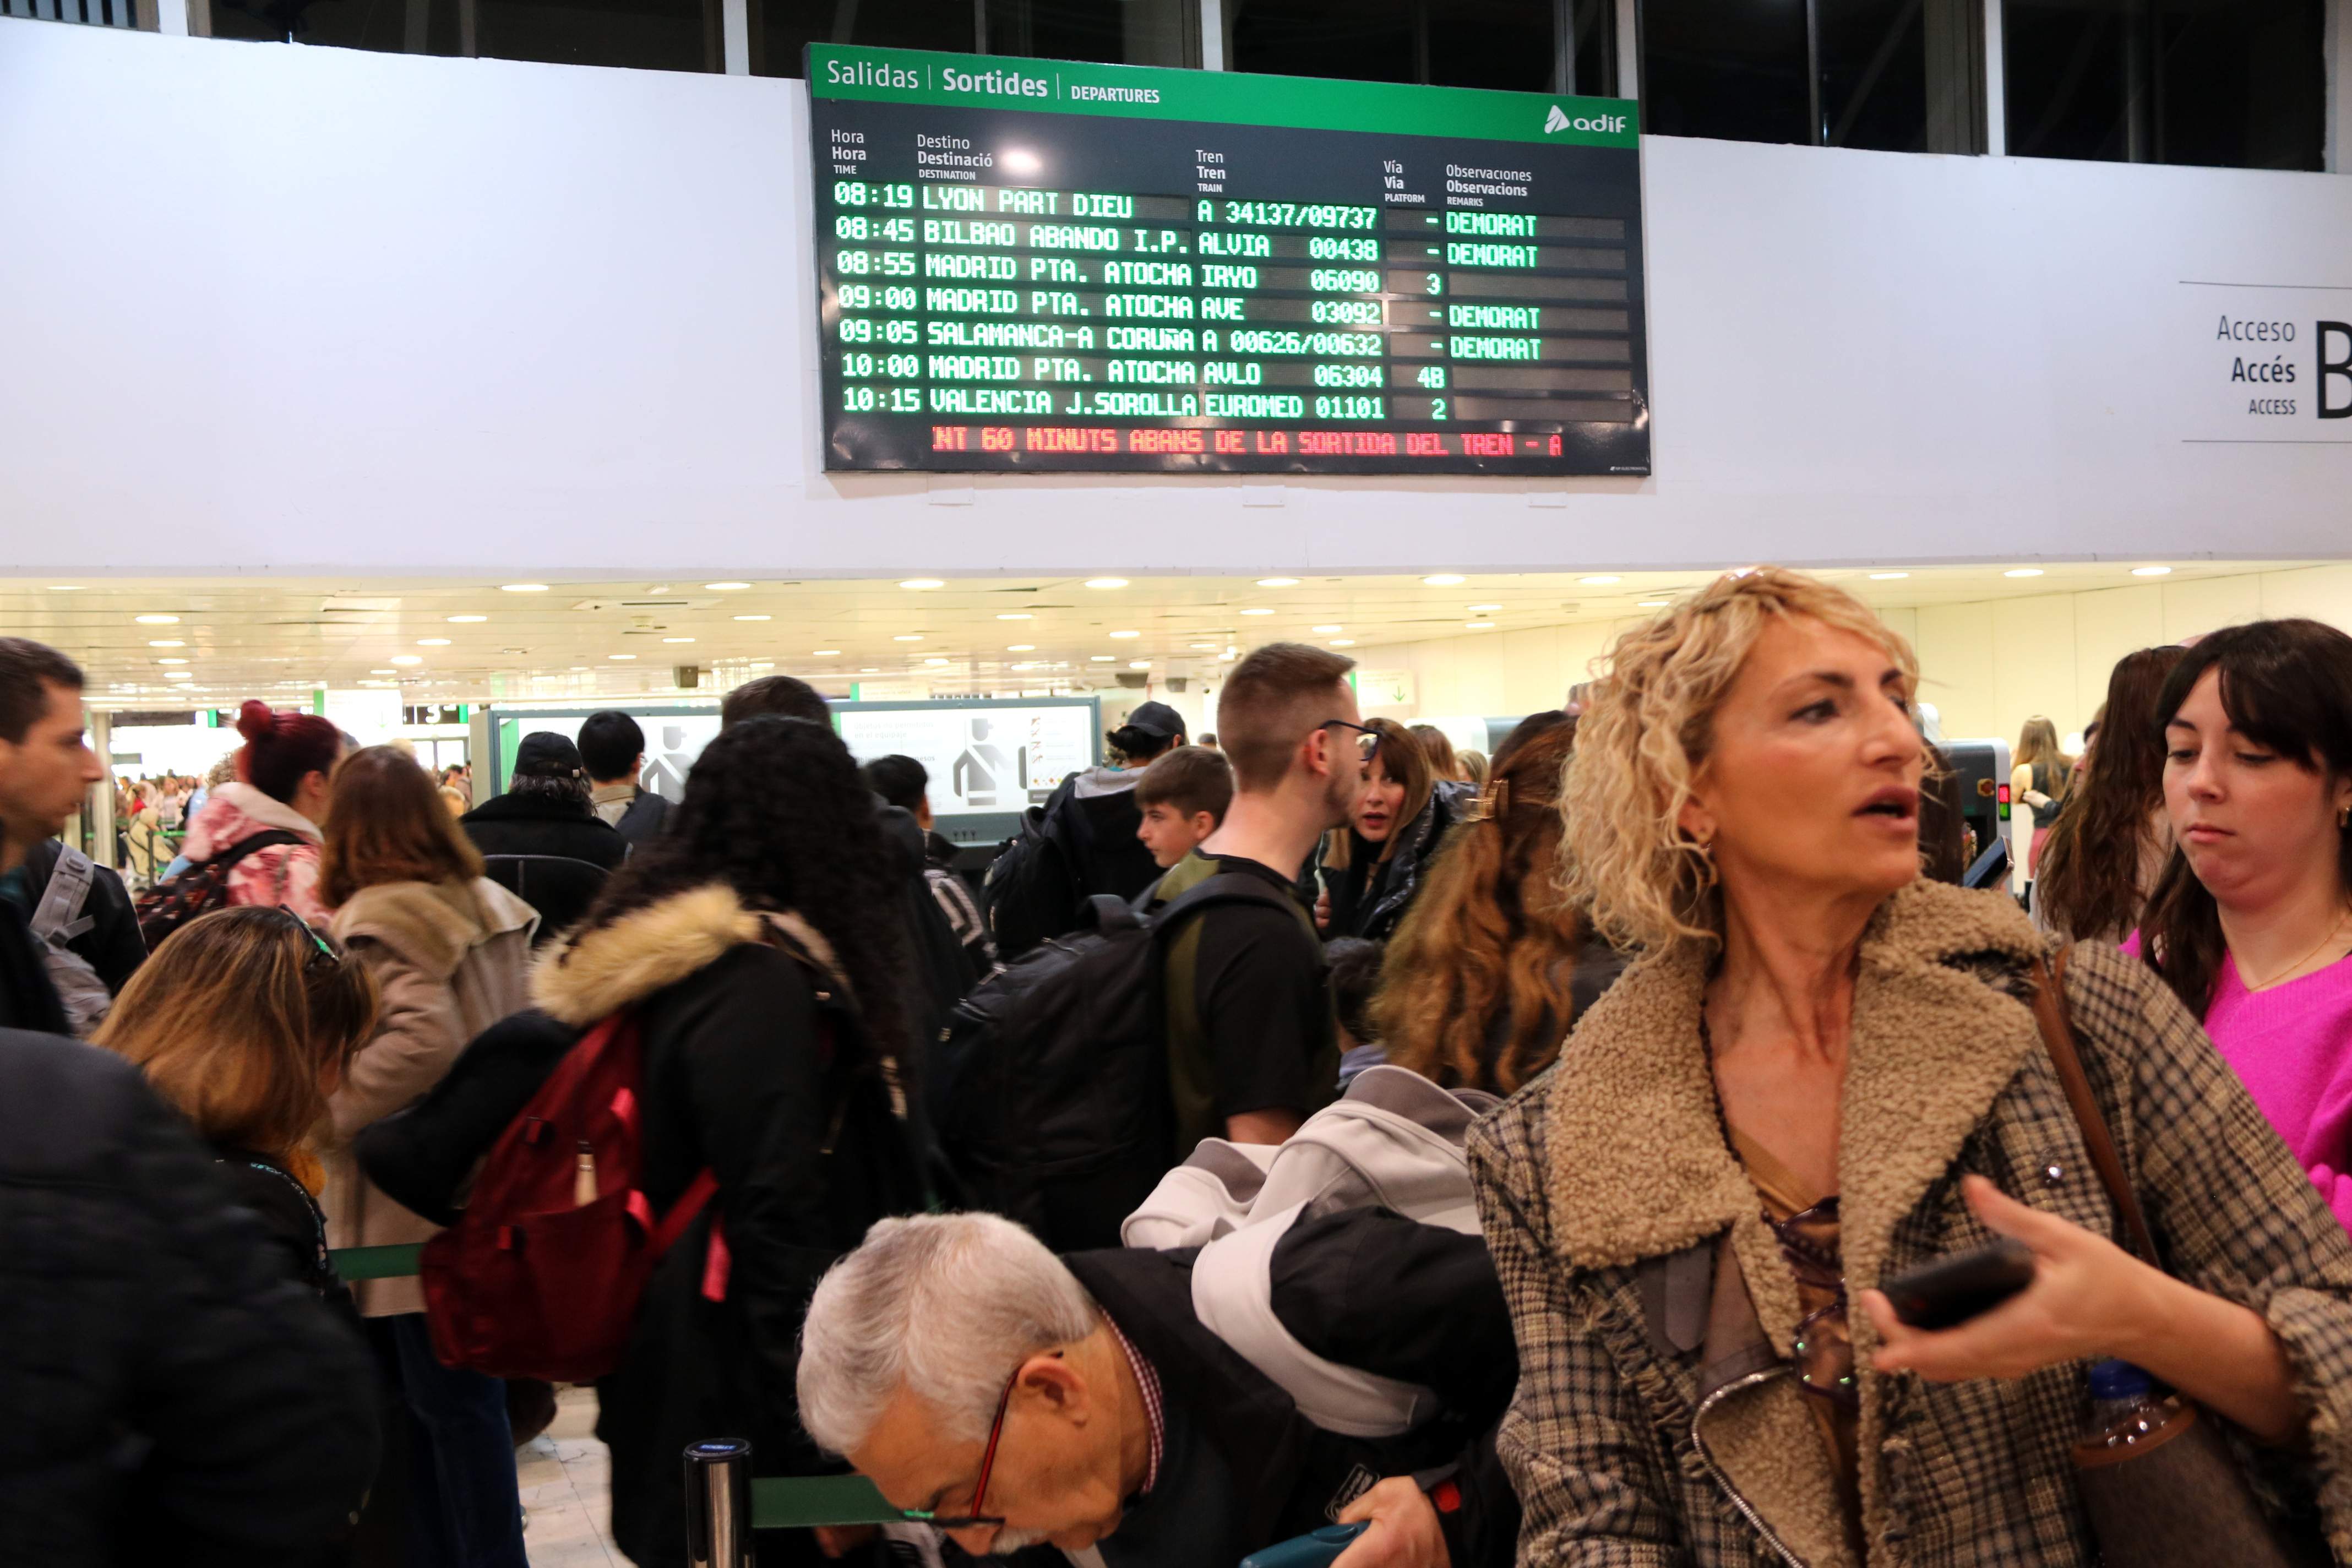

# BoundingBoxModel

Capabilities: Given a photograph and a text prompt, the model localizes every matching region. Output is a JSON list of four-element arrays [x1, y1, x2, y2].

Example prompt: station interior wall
[[1354, 562, 2352, 746], [6, 20, 2352, 582]]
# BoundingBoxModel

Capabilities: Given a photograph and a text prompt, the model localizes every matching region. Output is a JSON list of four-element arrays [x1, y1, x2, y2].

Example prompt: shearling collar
[[1542, 877, 2047, 1280], [531, 882, 846, 1027]]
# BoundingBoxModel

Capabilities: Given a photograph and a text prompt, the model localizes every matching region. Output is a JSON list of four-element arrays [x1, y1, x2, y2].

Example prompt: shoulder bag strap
[[2031, 948, 2160, 1266]]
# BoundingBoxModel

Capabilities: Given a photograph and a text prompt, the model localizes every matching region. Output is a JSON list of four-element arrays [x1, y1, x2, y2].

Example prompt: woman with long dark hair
[[1321, 718, 1472, 941], [1376, 712, 1624, 1094], [2034, 645, 2188, 941], [2136, 619, 2352, 1229], [532, 715, 923, 1568]]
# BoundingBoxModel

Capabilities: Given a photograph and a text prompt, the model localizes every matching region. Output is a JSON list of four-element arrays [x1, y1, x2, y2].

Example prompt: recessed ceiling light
[[155, 657, 188, 666], [734, 614, 772, 622], [447, 613, 488, 623], [47, 585, 83, 592], [1466, 621, 1498, 631], [1008, 644, 1036, 652], [812, 650, 842, 657], [900, 579, 945, 590], [997, 612, 1033, 621], [1329, 639, 1356, 647], [1868, 571, 1909, 581], [706, 581, 752, 591], [1090, 655, 1117, 662], [371, 668, 397, 674], [1423, 574, 1466, 587], [1128, 660, 1152, 669], [134, 614, 179, 624], [1109, 630, 1140, 640], [499, 583, 549, 593], [1637, 600, 1670, 608], [1190, 641, 1219, 650], [1312, 624, 1343, 634], [568, 666, 590, 672], [1578, 575, 1622, 586], [662, 636, 695, 644], [165, 670, 194, 679], [2003, 568, 2045, 579], [608, 653, 636, 661], [1256, 577, 1300, 588], [389, 655, 423, 666], [861, 667, 880, 673], [924, 657, 951, 667], [2131, 565, 2173, 577], [1240, 607, 1273, 617], [148, 639, 184, 648], [894, 634, 924, 643], [1467, 603, 1502, 613], [1085, 578, 1129, 590], [417, 638, 452, 646]]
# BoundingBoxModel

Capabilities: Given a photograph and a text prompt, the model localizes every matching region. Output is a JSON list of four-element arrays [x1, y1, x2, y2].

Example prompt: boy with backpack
[[1134, 744, 1233, 870]]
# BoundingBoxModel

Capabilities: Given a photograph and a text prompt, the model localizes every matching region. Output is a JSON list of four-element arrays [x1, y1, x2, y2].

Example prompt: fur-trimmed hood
[[532, 883, 845, 1027]]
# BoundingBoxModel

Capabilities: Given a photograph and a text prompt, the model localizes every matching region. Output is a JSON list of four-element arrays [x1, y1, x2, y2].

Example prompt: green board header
[[804, 45, 1640, 150]]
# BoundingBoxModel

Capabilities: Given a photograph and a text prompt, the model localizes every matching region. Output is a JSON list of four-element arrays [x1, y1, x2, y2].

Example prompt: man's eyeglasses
[[1317, 718, 1374, 739], [277, 905, 342, 973], [900, 1370, 1017, 1532]]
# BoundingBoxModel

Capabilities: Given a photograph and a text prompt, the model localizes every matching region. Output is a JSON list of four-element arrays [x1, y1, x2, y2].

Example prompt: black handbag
[[2032, 951, 2332, 1568]]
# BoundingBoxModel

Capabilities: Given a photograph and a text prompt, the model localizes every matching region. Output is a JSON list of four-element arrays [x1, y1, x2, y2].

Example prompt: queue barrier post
[[686, 1440, 754, 1568]]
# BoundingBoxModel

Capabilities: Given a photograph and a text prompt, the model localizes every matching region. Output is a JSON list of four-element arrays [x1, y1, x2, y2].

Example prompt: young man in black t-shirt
[[1156, 643, 1366, 1154]]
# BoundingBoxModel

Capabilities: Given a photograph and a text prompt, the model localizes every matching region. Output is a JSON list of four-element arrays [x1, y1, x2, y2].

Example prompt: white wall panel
[[6, 21, 2352, 578]]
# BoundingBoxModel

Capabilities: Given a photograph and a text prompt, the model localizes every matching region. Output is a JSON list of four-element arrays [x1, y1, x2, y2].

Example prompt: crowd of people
[[3, 563, 2352, 1568]]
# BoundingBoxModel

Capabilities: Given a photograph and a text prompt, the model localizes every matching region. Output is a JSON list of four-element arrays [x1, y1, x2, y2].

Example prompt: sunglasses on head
[[277, 905, 342, 972]]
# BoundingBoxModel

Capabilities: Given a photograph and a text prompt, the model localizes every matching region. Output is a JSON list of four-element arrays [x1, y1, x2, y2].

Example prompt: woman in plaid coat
[[1471, 569, 2352, 1567]]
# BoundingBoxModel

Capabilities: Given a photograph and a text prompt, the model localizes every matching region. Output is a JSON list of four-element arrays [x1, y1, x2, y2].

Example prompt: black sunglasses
[[1317, 718, 1375, 739], [277, 905, 342, 972]]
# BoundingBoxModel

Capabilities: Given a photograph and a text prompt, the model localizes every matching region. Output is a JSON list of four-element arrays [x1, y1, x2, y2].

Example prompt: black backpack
[[981, 804, 1081, 962], [132, 829, 304, 951], [927, 873, 1298, 1249]]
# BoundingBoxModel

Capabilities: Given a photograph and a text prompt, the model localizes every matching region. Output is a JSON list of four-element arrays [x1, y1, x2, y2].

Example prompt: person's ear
[[1190, 810, 1215, 840], [1014, 1352, 1091, 1425]]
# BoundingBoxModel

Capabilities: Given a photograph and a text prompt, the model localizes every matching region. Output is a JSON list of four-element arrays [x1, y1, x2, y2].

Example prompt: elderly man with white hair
[[797, 1208, 1521, 1568]]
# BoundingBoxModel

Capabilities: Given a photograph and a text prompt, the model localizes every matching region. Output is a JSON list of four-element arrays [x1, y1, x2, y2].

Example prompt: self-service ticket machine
[[1939, 739, 2018, 892]]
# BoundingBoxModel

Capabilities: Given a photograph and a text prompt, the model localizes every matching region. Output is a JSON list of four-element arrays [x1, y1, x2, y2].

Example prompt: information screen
[[807, 46, 1648, 476]]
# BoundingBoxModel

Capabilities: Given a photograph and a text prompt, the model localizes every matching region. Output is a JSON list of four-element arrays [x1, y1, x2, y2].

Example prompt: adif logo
[[1545, 104, 1630, 134]]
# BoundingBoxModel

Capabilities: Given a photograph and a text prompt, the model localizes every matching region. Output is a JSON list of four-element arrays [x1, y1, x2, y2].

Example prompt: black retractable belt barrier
[[685, 1440, 754, 1568]]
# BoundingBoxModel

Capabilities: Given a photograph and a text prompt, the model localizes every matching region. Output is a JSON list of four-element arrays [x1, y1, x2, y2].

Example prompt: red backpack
[[420, 1011, 717, 1382]]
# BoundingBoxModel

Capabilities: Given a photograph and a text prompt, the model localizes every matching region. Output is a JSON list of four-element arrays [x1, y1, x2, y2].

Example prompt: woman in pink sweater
[[2138, 618, 2352, 1231]]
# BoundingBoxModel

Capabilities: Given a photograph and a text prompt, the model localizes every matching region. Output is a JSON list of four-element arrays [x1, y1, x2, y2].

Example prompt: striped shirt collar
[[1104, 1316, 1165, 1497]]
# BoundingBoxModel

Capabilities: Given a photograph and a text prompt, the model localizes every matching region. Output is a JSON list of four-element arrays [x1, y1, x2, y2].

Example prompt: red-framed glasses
[[902, 1371, 1016, 1532]]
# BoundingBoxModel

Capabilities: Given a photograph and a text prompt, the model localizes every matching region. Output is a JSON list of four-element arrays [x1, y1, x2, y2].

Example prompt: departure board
[[807, 45, 1648, 476]]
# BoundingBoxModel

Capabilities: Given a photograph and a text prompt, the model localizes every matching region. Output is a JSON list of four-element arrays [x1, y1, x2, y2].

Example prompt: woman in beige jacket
[[1472, 569, 2352, 1567], [323, 745, 536, 1568]]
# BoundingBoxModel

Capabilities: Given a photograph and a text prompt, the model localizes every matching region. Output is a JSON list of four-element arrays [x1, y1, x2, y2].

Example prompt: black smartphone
[[1881, 1238, 2036, 1330]]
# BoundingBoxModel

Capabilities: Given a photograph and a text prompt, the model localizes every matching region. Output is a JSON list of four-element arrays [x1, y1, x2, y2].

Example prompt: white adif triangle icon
[[1544, 104, 1570, 133]]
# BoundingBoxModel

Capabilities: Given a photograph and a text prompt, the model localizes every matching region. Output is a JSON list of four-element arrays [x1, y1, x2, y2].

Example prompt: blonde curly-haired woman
[[1469, 567, 2352, 1567]]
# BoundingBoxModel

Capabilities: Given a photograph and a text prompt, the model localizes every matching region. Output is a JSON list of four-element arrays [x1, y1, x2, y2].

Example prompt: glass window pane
[[1427, 0, 1553, 91], [1229, 0, 1417, 84], [2004, 0, 2321, 169], [1570, 0, 1618, 97], [754, 0, 976, 78], [208, 0, 715, 68], [986, 0, 1195, 68], [1640, 0, 1811, 145], [1817, 0, 1927, 150], [2153, 0, 2322, 170]]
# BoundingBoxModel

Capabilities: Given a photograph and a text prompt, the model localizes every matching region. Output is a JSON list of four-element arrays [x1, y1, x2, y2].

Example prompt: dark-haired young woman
[[178, 698, 344, 923], [2132, 618, 2352, 1232], [1321, 718, 1473, 941], [532, 715, 924, 1568], [2034, 644, 2188, 942]]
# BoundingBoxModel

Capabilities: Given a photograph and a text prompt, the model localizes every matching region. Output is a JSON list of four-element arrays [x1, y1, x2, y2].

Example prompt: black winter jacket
[[460, 789, 629, 870], [1059, 1207, 1521, 1568], [529, 886, 926, 1568], [0, 1028, 379, 1565], [1324, 781, 1475, 944]]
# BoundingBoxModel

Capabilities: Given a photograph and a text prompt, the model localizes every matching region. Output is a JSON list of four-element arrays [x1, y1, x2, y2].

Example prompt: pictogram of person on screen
[[952, 716, 1027, 807]]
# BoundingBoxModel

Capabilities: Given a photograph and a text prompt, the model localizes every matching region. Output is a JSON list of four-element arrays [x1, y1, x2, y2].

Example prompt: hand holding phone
[[1880, 1237, 2036, 1330]]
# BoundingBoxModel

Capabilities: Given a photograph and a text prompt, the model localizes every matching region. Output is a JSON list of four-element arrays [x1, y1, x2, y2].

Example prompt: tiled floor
[[519, 1387, 620, 1566]]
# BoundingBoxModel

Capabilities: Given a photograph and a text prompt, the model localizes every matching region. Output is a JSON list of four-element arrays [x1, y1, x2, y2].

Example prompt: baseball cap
[[514, 731, 587, 778], [1122, 701, 1186, 740]]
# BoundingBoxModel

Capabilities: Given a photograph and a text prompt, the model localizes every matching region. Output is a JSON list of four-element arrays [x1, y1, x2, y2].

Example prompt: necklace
[[2239, 908, 2352, 992]]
